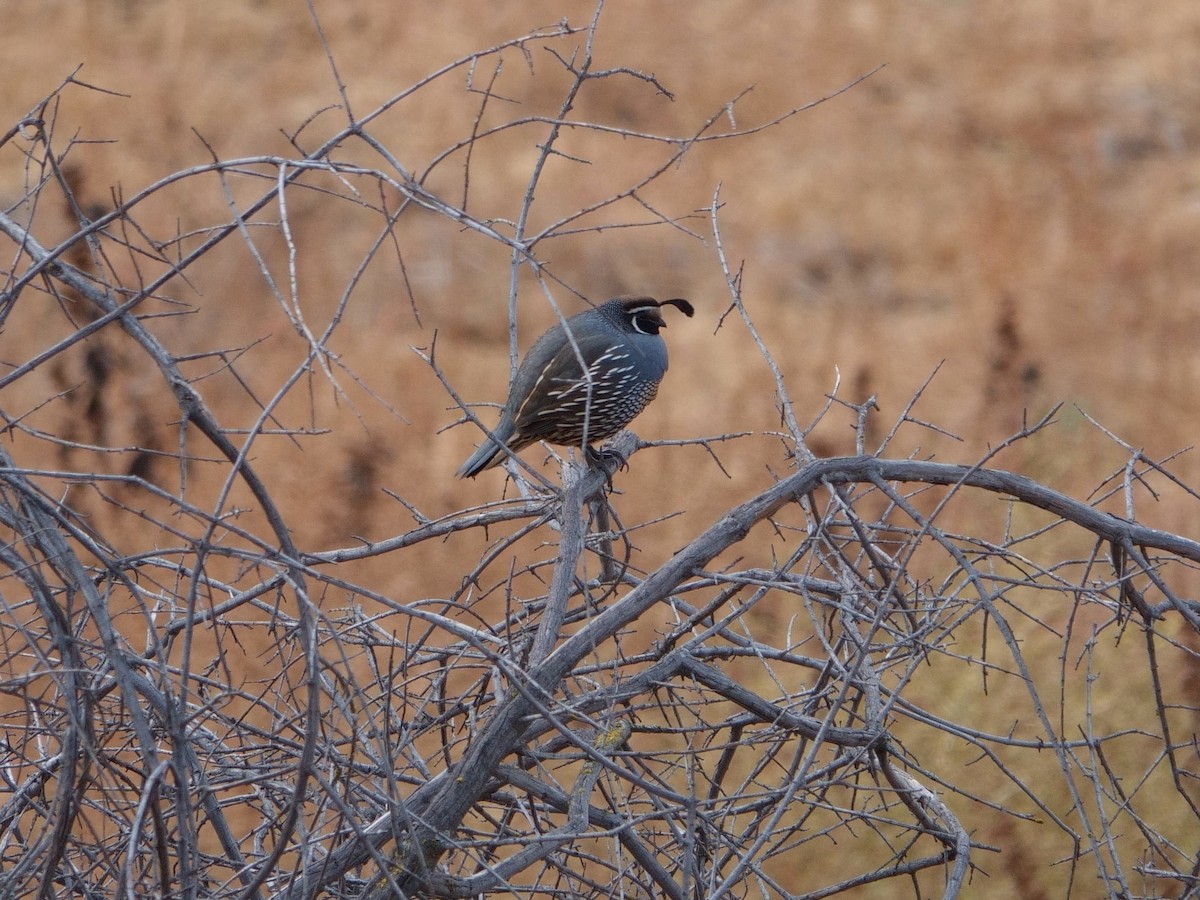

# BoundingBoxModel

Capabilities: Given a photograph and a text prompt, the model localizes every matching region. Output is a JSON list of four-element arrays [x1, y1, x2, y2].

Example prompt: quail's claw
[[585, 445, 627, 490]]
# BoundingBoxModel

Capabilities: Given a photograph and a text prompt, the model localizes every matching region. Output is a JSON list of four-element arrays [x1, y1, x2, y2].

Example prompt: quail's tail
[[457, 434, 509, 478]]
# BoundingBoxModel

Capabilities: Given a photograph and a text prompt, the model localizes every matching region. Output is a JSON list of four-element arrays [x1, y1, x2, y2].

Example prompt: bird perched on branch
[[457, 296, 695, 478]]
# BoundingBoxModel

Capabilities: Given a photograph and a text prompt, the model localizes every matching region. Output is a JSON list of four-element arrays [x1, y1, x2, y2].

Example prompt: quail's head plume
[[457, 296, 694, 478]]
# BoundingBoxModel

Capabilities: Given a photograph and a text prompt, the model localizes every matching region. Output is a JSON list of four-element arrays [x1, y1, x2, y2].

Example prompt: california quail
[[457, 296, 695, 478]]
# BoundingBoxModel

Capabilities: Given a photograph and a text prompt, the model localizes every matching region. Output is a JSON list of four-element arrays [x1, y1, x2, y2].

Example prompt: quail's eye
[[630, 311, 663, 335]]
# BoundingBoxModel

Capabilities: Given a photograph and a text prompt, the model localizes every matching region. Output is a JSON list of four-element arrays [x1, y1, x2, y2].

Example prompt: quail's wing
[[511, 329, 626, 442]]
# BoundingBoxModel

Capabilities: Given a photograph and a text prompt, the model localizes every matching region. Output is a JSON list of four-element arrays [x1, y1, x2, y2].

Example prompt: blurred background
[[3, 1, 1199, 895], [6, 2, 1198, 538]]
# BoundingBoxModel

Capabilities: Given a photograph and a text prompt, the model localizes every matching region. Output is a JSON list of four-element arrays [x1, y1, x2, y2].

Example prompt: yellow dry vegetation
[[3, 2, 1200, 896]]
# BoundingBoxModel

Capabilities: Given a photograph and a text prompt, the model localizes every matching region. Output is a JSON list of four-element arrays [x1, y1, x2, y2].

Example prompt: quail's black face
[[622, 297, 694, 335], [627, 306, 667, 335]]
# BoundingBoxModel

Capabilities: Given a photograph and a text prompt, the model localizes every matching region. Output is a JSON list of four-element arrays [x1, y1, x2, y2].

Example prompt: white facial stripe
[[627, 307, 664, 334]]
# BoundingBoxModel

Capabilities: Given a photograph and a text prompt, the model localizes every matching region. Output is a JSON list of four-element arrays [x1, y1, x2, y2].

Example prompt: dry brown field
[[3, 2, 1200, 897]]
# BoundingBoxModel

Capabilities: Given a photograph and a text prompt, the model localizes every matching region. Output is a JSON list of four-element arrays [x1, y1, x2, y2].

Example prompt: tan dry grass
[[4, 1, 1200, 895]]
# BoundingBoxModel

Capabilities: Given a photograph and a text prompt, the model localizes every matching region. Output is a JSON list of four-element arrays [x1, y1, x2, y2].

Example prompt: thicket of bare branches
[[2, 9, 1199, 900]]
